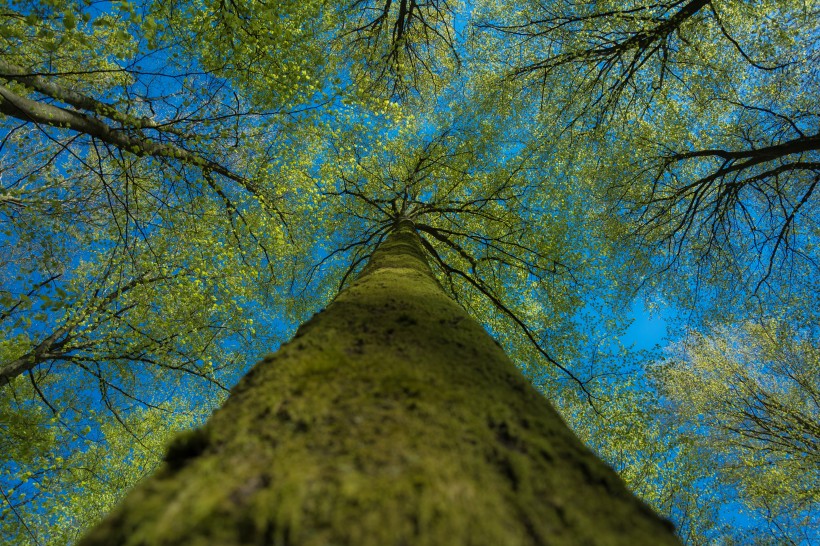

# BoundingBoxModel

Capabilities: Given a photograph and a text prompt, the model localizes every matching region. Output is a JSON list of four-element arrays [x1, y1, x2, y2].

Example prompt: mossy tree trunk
[[81, 219, 680, 546]]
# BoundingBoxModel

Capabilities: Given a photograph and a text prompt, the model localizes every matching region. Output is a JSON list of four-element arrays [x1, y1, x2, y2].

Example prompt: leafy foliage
[[656, 319, 819, 543], [475, 0, 820, 308], [1, 0, 818, 543]]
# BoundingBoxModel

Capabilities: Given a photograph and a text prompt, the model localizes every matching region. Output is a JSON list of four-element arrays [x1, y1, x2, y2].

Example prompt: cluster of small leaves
[[1, 386, 206, 545], [653, 319, 819, 543], [146, 0, 332, 111]]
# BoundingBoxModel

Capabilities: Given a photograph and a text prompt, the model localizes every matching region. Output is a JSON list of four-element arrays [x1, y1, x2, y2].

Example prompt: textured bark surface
[[80, 219, 681, 545]]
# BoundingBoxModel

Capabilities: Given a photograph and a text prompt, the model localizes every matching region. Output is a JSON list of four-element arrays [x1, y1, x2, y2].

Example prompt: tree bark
[[80, 219, 680, 545]]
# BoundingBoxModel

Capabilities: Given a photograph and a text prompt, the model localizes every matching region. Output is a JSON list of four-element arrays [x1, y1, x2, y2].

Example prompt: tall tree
[[3, 0, 818, 542], [80, 218, 680, 546]]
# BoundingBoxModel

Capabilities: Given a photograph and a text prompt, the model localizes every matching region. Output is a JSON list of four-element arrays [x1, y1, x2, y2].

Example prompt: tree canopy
[[1, 0, 817, 543]]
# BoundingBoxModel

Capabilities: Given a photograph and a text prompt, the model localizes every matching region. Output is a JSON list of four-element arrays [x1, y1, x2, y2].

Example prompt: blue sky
[[622, 301, 669, 351], [1, 1, 818, 544]]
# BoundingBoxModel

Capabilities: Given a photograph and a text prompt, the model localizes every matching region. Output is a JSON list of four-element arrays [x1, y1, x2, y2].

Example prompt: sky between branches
[[1, 0, 818, 543]]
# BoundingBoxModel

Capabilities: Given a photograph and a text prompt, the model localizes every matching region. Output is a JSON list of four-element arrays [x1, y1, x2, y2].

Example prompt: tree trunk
[[80, 219, 680, 545]]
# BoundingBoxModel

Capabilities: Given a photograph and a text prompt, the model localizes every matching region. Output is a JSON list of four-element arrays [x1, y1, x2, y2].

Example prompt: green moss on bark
[[80, 219, 680, 545]]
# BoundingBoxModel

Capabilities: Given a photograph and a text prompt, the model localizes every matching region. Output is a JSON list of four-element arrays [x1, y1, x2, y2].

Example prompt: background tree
[[467, 13, 820, 539], [334, 0, 462, 97], [1, 400, 199, 545], [1, 2, 325, 539], [474, 0, 820, 309], [654, 319, 819, 543]]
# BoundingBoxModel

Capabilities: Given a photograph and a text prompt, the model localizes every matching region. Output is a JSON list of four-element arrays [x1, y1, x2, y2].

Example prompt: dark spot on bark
[[495, 455, 520, 491], [346, 338, 365, 355], [489, 419, 526, 454], [576, 457, 612, 491], [397, 313, 417, 326], [263, 522, 277, 544], [506, 375, 527, 393], [519, 511, 544, 545], [553, 503, 567, 525], [660, 516, 677, 532], [410, 513, 421, 537], [402, 386, 420, 397], [276, 407, 309, 433], [237, 517, 255, 543], [164, 428, 209, 470], [294, 419, 309, 433]]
